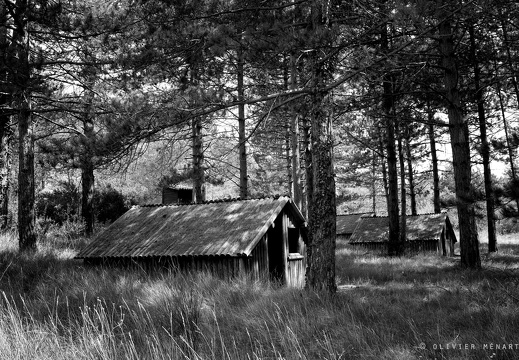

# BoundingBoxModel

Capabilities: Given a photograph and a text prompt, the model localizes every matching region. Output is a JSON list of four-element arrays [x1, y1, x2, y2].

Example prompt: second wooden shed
[[348, 213, 457, 256], [336, 213, 373, 241], [162, 181, 193, 205]]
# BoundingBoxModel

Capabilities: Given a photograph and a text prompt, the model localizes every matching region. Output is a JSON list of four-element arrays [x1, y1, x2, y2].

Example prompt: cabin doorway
[[440, 228, 446, 256], [267, 215, 285, 283]]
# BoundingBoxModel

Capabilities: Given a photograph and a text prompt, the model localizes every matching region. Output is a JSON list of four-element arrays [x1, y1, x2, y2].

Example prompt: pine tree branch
[[33, 112, 82, 135]]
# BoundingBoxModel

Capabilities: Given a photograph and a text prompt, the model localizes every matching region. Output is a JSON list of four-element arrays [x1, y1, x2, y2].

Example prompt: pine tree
[[438, 0, 480, 268], [468, 19, 497, 252], [304, 0, 337, 293], [9, 0, 37, 251], [380, 0, 401, 256], [0, 2, 12, 230]]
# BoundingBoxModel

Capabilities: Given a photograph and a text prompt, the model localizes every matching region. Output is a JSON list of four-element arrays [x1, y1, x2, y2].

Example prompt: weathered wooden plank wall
[[350, 240, 444, 255], [247, 234, 269, 281], [287, 255, 305, 288], [162, 188, 179, 205]]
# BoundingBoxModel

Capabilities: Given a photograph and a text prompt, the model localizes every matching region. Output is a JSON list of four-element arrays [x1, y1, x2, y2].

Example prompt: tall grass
[[1, 231, 519, 359]]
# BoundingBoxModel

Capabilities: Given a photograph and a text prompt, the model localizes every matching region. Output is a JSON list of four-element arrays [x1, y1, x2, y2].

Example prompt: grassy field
[[0, 230, 519, 359]]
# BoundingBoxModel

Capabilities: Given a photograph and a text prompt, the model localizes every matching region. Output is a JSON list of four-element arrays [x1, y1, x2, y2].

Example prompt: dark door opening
[[267, 216, 285, 282]]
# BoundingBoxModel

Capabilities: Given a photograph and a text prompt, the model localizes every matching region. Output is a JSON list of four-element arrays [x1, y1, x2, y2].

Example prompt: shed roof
[[349, 213, 456, 244], [336, 213, 372, 235], [166, 180, 192, 191], [75, 196, 305, 259]]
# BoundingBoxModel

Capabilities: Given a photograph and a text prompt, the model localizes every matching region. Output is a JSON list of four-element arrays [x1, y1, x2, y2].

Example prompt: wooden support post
[[264, 233, 269, 279], [282, 212, 289, 285]]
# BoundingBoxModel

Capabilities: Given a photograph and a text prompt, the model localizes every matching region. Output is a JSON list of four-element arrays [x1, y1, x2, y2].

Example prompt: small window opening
[[288, 228, 300, 254]]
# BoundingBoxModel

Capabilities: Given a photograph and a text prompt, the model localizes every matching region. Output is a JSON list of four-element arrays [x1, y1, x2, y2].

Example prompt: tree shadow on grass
[[0, 248, 84, 297], [335, 244, 462, 285], [482, 244, 519, 272]]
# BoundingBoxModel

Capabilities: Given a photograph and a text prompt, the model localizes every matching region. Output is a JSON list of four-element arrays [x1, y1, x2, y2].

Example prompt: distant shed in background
[[162, 181, 193, 205], [75, 196, 307, 287], [336, 213, 373, 241], [348, 213, 457, 256]]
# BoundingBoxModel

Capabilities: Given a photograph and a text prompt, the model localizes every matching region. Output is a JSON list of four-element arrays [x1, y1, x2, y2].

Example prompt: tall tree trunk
[[496, 77, 518, 197], [0, 2, 12, 230], [381, 16, 401, 256], [372, 150, 377, 214], [81, 148, 94, 236], [469, 23, 496, 253], [81, 77, 95, 236], [306, 64, 336, 293], [438, 13, 480, 268], [493, 53, 519, 211], [18, 95, 36, 252], [188, 60, 206, 203], [285, 120, 292, 197], [405, 128, 417, 216], [237, 47, 248, 199], [0, 115, 11, 230], [397, 123, 407, 246], [283, 58, 292, 198], [290, 53, 303, 211], [427, 104, 441, 214], [378, 129, 389, 208], [305, 1, 336, 293], [192, 117, 205, 203], [12, 0, 37, 252], [302, 115, 312, 220], [499, 11, 519, 110]]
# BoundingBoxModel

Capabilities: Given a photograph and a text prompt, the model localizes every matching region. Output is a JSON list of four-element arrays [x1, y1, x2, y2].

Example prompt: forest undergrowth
[[0, 229, 519, 359]]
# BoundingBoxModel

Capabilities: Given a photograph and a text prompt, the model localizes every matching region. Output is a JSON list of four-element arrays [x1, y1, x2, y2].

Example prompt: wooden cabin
[[75, 196, 307, 287], [336, 213, 372, 241], [348, 213, 457, 256], [162, 182, 193, 205]]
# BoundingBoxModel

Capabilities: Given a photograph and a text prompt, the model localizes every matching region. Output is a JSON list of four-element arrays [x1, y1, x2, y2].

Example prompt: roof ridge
[[165, 180, 193, 190], [337, 212, 374, 216], [369, 212, 447, 219], [140, 194, 290, 208]]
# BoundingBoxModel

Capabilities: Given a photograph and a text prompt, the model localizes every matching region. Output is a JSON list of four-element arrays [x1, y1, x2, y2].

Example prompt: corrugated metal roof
[[168, 180, 193, 190], [349, 213, 456, 244], [75, 196, 305, 259], [336, 213, 372, 235]]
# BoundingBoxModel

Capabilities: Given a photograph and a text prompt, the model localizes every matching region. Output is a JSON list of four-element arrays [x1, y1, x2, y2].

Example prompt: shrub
[[496, 217, 519, 234], [36, 181, 80, 226], [36, 182, 134, 228], [93, 185, 134, 224]]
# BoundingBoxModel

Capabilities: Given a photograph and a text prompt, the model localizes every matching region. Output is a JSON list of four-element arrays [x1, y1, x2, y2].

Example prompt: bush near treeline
[[36, 182, 135, 226]]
